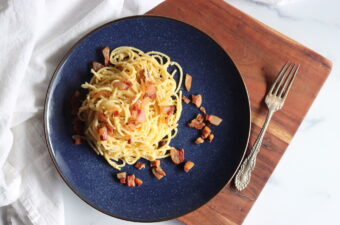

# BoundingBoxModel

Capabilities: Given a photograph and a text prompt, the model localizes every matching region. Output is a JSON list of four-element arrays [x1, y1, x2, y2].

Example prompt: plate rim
[[44, 15, 251, 222]]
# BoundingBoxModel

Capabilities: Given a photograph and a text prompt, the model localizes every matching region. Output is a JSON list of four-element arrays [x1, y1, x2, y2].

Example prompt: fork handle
[[234, 109, 275, 191]]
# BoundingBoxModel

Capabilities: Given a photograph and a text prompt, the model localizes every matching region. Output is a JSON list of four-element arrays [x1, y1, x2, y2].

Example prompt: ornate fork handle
[[234, 109, 275, 191]]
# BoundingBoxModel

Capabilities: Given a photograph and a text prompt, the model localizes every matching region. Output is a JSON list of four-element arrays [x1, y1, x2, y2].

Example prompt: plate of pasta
[[44, 16, 251, 222]]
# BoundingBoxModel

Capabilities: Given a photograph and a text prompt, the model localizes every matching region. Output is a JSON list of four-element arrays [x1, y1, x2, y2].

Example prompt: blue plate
[[44, 16, 250, 222]]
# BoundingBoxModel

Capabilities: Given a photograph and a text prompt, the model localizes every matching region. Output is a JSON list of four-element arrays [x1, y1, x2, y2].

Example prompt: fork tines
[[270, 62, 300, 99]]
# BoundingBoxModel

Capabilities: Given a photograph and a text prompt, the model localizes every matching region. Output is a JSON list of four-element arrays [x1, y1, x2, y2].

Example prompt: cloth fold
[[0, 0, 163, 224]]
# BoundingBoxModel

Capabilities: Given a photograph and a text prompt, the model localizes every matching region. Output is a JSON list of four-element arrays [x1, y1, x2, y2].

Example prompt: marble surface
[[61, 0, 340, 224]]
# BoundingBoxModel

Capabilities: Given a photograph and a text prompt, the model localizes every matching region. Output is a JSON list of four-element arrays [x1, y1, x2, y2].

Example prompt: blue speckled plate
[[44, 16, 250, 222]]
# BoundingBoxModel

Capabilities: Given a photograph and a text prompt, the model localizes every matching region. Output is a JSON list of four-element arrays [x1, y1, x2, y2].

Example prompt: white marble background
[[21, 0, 340, 224]]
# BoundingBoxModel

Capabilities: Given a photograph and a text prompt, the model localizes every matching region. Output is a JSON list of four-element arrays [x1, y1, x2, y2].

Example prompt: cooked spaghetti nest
[[78, 46, 183, 170]]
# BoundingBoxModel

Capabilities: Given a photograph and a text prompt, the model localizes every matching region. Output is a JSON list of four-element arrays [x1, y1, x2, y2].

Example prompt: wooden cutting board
[[147, 0, 332, 225]]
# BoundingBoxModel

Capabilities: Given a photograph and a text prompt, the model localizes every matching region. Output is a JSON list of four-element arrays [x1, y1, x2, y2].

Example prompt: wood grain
[[147, 0, 332, 224]]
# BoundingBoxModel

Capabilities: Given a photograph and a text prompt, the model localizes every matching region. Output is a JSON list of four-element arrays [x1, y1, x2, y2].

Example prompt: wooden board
[[147, 0, 332, 224]]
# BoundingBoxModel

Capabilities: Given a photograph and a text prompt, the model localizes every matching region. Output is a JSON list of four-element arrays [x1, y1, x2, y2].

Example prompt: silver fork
[[234, 62, 300, 191]]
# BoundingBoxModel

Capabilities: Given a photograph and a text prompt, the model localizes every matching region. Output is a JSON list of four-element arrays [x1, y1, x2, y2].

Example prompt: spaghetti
[[78, 46, 183, 170]]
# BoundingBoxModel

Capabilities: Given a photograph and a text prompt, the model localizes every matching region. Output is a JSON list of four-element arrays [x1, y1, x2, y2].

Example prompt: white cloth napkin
[[0, 0, 163, 224]]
